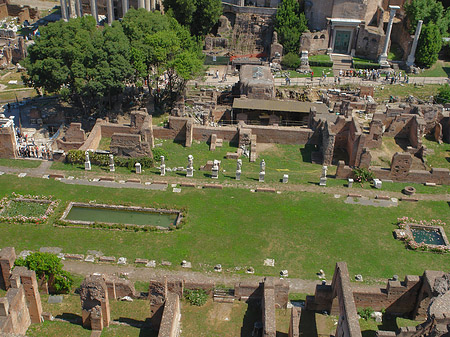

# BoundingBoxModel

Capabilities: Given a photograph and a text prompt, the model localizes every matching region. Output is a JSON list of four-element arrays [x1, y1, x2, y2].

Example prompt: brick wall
[[157, 292, 180, 337], [262, 278, 276, 337], [0, 126, 17, 159], [0, 285, 31, 335], [11, 267, 42, 324], [0, 247, 16, 290]]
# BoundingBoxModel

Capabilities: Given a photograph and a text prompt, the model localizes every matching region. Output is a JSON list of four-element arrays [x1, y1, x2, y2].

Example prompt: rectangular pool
[[411, 227, 445, 246], [62, 203, 180, 228]]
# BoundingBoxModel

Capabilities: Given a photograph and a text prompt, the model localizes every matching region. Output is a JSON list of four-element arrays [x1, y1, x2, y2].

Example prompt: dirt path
[[63, 260, 321, 294]]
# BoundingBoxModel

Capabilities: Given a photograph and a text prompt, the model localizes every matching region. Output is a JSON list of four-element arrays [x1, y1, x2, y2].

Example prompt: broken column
[[80, 275, 110, 331], [109, 154, 115, 172], [135, 162, 141, 174], [185, 119, 193, 147], [319, 166, 327, 186], [84, 151, 91, 171], [406, 20, 423, 67], [212, 160, 219, 179], [186, 155, 194, 177], [160, 156, 166, 176], [259, 159, 265, 182], [236, 159, 242, 180], [378, 5, 400, 66]]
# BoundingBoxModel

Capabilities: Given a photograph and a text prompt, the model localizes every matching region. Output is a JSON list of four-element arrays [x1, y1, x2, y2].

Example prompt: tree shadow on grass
[[443, 67, 450, 77], [300, 144, 315, 163]]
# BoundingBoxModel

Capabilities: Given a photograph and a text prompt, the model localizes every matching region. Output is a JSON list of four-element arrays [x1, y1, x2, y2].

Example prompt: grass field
[[0, 174, 449, 281], [409, 60, 450, 77], [373, 84, 440, 102], [0, 158, 42, 168], [51, 141, 328, 185]]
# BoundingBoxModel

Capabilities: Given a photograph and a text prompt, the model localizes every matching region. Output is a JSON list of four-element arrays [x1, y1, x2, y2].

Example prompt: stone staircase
[[213, 288, 235, 303], [331, 54, 353, 73]]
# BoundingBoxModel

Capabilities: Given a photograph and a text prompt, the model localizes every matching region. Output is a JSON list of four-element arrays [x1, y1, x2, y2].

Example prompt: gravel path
[[63, 260, 321, 294]]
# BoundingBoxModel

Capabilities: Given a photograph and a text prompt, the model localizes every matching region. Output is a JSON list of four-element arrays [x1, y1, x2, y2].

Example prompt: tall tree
[[122, 9, 204, 108], [405, 0, 450, 35], [275, 0, 308, 54], [163, 0, 222, 36], [416, 23, 442, 67], [22, 16, 132, 114]]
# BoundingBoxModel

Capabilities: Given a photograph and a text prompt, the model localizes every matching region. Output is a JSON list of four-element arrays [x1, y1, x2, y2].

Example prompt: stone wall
[[288, 307, 301, 337], [336, 152, 450, 184], [234, 279, 289, 307], [103, 275, 137, 300], [56, 123, 86, 151], [299, 31, 329, 55], [157, 292, 180, 337], [355, 25, 385, 61], [0, 3, 8, 20], [79, 119, 104, 151]]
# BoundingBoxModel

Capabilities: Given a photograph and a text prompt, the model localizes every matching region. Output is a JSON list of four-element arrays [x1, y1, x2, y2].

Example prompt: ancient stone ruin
[[79, 275, 110, 332]]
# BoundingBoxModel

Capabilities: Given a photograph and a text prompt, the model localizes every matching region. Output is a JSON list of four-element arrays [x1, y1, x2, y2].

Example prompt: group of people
[[16, 129, 52, 159], [335, 69, 409, 84]]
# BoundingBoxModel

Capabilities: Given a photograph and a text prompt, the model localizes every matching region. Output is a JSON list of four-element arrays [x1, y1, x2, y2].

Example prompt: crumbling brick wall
[[80, 275, 110, 331], [0, 124, 17, 159], [0, 247, 16, 290], [11, 267, 42, 324], [0, 284, 31, 335]]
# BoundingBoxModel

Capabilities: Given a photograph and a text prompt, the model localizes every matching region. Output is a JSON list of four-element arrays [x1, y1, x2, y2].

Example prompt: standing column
[[145, 0, 151, 11], [60, 0, 68, 21], [90, 0, 98, 23], [150, 0, 155, 11], [406, 20, 423, 66], [138, 0, 145, 8], [107, 0, 114, 24], [378, 5, 400, 65], [122, 0, 128, 16], [75, 0, 82, 17]]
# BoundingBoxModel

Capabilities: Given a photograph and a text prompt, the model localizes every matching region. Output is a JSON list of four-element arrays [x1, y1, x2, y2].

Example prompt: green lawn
[[2, 200, 49, 217], [373, 84, 441, 102], [51, 141, 328, 185], [410, 60, 450, 77], [0, 174, 449, 281], [287, 66, 334, 78], [98, 137, 111, 151], [0, 158, 42, 168], [423, 138, 450, 169]]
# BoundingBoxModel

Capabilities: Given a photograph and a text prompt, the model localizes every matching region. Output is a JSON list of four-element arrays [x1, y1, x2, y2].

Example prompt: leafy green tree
[[436, 83, 450, 103], [22, 16, 133, 114], [14, 252, 73, 294], [122, 9, 204, 108], [281, 52, 301, 69], [275, 0, 308, 54], [405, 0, 450, 35], [163, 0, 222, 36], [416, 23, 442, 67]]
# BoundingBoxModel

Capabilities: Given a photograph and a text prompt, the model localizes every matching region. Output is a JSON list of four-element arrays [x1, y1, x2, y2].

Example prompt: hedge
[[309, 60, 333, 67], [66, 150, 153, 169]]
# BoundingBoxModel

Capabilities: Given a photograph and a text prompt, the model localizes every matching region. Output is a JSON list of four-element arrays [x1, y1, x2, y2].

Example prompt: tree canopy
[[416, 22, 442, 67], [15, 252, 73, 293], [274, 0, 308, 54], [22, 16, 133, 114], [405, 0, 450, 35], [163, 0, 222, 36], [22, 9, 204, 113]]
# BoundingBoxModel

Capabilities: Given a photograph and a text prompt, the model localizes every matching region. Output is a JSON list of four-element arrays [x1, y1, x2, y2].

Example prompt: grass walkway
[[0, 174, 449, 281]]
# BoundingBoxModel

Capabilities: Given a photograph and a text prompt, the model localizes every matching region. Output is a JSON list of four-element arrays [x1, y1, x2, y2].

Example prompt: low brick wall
[[262, 278, 276, 337]]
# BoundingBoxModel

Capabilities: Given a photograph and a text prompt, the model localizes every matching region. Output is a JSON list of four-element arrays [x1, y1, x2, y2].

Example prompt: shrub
[[416, 23, 442, 68], [184, 289, 208, 306], [436, 84, 450, 104], [66, 150, 153, 169], [14, 252, 73, 294], [152, 148, 168, 161], [358, 307, 374, 320], [281, 52, 301, 69], [352, 168, 375, 184]]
